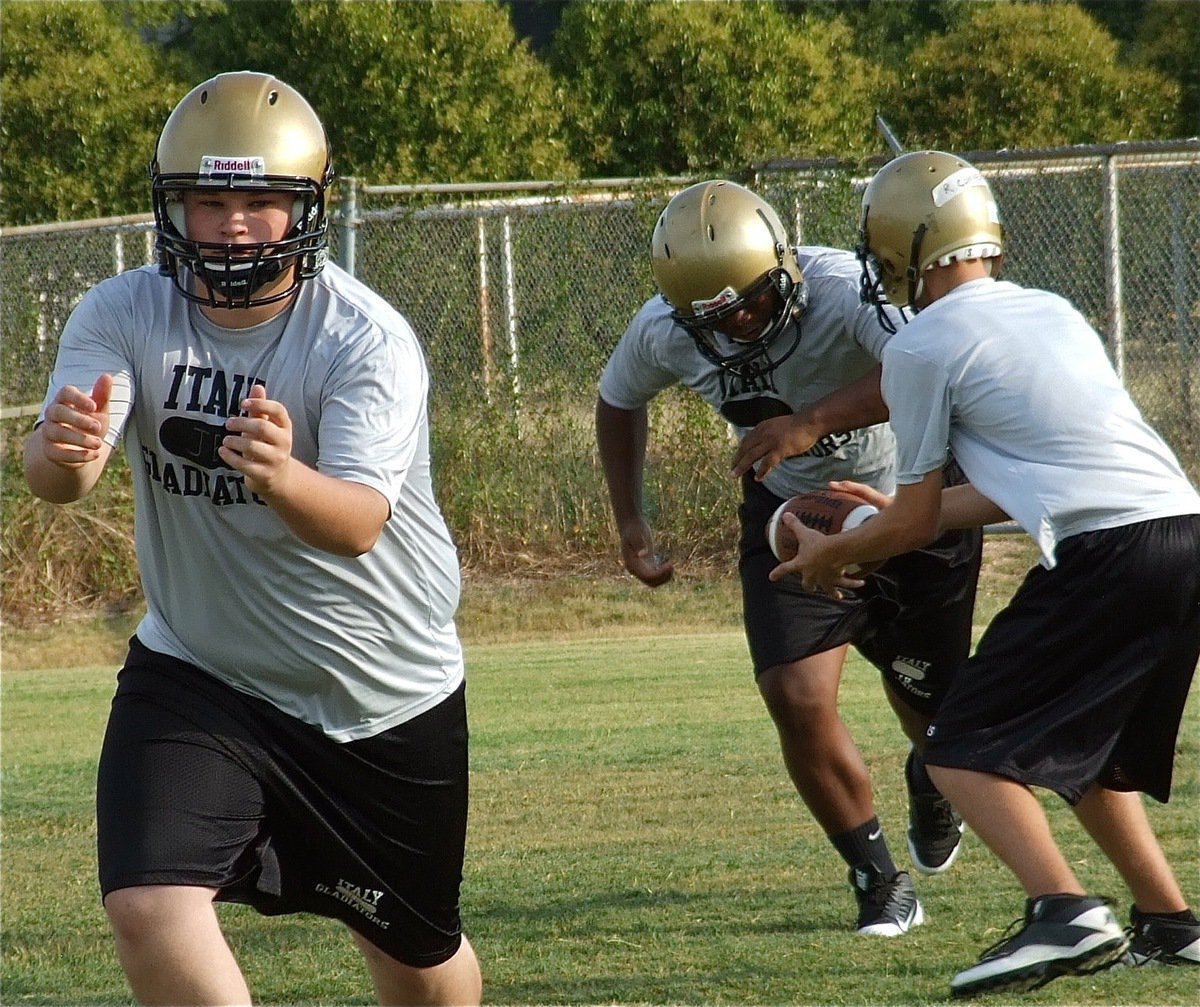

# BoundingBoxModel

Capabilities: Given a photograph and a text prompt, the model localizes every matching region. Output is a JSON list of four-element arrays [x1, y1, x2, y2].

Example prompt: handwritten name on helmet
[[930, 166, 991, 207]]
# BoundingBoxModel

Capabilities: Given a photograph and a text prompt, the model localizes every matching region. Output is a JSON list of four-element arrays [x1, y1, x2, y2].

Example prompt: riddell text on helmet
[[200, 155, 266, 176]]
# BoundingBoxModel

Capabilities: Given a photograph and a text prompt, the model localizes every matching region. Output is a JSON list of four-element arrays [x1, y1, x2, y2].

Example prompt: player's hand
[[39, 375, 113, 468], [767, 513, 864, 599], [826, 480, 893, 511], [220, 384, 294, 496], [619, 517, 674, 588], [730, 414, 821, 482]]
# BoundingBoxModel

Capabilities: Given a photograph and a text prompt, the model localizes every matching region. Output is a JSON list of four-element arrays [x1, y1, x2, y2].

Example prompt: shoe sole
[[907, 824, 965, 876], [950, 936, 1128, 998], [1121, 949, 1200, 967], [857, 901, 925, 937]]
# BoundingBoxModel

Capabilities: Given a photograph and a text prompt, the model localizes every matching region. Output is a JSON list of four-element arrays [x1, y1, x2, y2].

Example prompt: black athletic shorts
[[96, 637, 469, 967], [739, 467, 982, 717], [924, 515, 1200, 805]]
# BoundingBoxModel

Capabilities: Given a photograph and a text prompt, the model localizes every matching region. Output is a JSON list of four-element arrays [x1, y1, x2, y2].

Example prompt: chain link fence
[[3, 141, 1198, 589]]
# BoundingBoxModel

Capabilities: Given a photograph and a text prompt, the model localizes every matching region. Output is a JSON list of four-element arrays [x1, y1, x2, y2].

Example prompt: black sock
[[1137, 907, 1199, 924], [831, 817, 898, 877]]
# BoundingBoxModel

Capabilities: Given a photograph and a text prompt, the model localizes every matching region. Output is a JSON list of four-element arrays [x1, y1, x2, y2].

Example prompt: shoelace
[[925, 801, 959, 831], [1123, 925, 1162, 965], [975, 898, 1121, 963], [862, 876, 907, 912], [975, 916, 1027, 961], [912, 791, 958, 828]]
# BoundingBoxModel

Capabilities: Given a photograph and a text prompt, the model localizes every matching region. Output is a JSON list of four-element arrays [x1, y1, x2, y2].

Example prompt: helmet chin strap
[[185, 249, 293, 310], [905, 223, 928, 310], [199, 256, 286, 298]]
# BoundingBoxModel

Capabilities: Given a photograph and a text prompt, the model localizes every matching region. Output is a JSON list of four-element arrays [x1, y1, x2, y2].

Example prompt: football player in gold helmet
[[776, 150, 1200, 995], [150, 71, 335, 313], [25, 73, 481, 1005], [598, 179, 985, 936]]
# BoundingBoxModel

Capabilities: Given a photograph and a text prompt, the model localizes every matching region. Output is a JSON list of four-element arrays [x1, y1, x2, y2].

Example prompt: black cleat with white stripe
[[950, 894, 1128, 998]]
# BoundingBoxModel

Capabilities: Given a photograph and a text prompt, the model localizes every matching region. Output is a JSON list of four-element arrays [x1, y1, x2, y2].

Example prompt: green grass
[[3, 546, 1199, 1004]]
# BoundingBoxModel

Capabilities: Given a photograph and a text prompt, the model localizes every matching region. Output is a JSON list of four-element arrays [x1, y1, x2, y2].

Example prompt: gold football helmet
[[651, 180, 806, 382], [150, 71, 334, 309], [858, 150, 1004, 323]]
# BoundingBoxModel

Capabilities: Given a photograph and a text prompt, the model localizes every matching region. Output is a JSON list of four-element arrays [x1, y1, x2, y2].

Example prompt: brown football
[[766, 489, 882, 573]]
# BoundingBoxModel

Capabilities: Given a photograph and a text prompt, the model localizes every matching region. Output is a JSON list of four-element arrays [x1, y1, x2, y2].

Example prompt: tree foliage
[[175, 0, 577, 183], [797, 0, 974, 72], [1128, 0, 1200, 136], [549, 0, 887, 176], [892, 1, 1180, 151], [1, 0, 1195, 229], [1, 2, 188, 225], [1078, 0, 1149, 46]]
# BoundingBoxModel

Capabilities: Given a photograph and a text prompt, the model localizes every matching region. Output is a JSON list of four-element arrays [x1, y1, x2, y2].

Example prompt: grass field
[[3, 539, 1198, 1005]]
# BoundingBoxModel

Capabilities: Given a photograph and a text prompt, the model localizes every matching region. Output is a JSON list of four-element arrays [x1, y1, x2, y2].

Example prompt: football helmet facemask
[[858, 150, 1004, 330], [651, 180, 807, 384], [150, 71, 334, 310]]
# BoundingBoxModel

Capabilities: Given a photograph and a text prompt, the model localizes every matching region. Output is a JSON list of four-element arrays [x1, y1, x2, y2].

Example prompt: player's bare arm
[[730, 365, 888, 481], [222, 385, 389, 557], [829, 479, 1008, 533], [24, 375, 115, 504], [939, 483, 1009, 531], [595, 396, 674, 587]]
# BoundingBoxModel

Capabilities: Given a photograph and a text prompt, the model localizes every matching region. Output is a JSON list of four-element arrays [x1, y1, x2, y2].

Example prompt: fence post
[[478, 216, 493, 400], [1171, 191, 1195, 428], [503, 214, 521, 429], [336, 176, 358, 276], [37, 289, 48, 356], [1102, 155, 1125, 382]]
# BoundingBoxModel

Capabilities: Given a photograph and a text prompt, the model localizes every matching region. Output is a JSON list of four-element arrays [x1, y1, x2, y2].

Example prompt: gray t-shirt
[[600, 246, 899, 499], [40, 262, 464, 740], [883, 277, 1200, 567]]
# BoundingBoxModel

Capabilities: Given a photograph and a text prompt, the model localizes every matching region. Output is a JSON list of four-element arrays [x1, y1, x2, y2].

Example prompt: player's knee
[[103, 885, 213, 945], [355, 931, 481, 1006], [758, 664, 834, 724]]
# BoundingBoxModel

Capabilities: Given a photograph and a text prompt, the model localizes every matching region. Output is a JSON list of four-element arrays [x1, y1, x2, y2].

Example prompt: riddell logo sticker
[[691, 285, 739, 315], [200, 155, 266, 176]]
